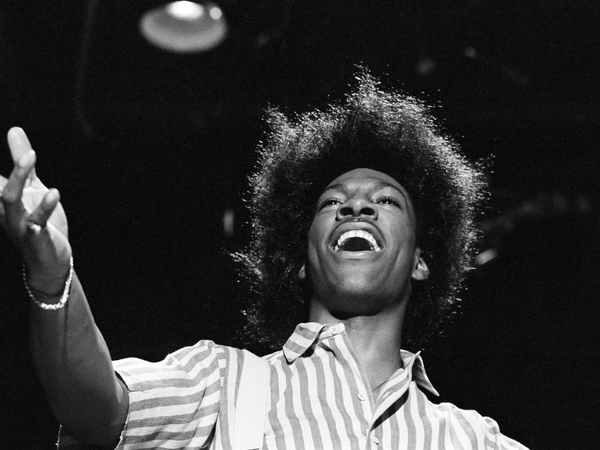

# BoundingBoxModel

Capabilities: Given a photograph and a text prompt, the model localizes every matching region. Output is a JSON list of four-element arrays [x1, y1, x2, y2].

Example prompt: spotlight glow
[[167, 1, 204, 21], [140, 1, 227, 53]]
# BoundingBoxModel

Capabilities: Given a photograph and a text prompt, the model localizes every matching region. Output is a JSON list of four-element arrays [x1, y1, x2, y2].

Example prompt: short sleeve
[[432, 402, 529, 450], [58, 340, 225, 449]]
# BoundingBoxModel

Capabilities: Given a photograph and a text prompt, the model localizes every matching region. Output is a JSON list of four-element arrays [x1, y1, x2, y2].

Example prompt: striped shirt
[[59, 322, 528, 449]]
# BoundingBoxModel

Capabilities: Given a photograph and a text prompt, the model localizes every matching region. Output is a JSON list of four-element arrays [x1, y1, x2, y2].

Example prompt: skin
[[302, 168, 429, 392], [0, 128, 69, 290], [0, 128, 128, 447]]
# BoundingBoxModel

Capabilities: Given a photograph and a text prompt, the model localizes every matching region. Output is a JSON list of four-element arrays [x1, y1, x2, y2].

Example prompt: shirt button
[[357, 393, 366, 401], [330, 324, 344, 334], [371, 436, 380, 445]]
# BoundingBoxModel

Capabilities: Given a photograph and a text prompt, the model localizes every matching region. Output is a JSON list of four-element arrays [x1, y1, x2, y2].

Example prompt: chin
[[323, 284, 393, 314]]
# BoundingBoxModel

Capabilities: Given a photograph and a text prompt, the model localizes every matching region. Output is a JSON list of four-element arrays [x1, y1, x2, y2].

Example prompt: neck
[[309, 298, 406, 391]]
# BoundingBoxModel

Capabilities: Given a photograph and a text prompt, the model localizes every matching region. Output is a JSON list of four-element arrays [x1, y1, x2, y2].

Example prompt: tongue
[[342, 237, 372, 251]]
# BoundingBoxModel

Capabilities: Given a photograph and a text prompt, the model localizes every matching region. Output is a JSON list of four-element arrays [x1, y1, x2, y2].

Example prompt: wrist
[[23, 257, 74, 310], [28, 284, 64, 301], [25, 262, 72, 297]]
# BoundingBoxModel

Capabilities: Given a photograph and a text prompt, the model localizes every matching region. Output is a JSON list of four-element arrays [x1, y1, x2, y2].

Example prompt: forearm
[[1, 129, 127, 445], [30, 273, 128, 446]]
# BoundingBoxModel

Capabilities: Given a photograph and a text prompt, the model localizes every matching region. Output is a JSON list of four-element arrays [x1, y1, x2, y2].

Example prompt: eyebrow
[[322, 181, 409, 202]]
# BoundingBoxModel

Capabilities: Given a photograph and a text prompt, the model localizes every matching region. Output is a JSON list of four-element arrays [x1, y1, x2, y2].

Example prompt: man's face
[[304, 168, 427, 317]]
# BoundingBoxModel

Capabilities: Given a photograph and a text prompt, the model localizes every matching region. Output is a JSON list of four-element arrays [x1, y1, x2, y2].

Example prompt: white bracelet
[[23, 257, 74, 311]]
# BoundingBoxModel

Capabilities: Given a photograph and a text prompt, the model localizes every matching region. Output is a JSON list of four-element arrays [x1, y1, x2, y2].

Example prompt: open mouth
[[333, 230, 381, 252]]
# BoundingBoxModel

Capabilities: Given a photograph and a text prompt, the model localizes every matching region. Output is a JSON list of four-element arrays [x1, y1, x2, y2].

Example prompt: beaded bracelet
[[23, 257, 74, 311]]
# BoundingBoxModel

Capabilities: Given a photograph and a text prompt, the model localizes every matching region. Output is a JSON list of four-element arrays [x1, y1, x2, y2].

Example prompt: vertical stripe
[[262, 358, 280, 450], [442, 407, 455, 450], [437, 404, 448, 450], [416, 387, 435, 450], [327, 340, 363, 450], [220, 346, 239, 450], [322, 348, 354, 448], [273, 358, 296, 450], [388, 399, 400, 448], [455, 407, 485, 449], [309, 349, 337, 448], [285, 358, 308, 448], [447, 411, 467, 450], [409, 384, 427, 450], [403, 385, 418, 449], [295, 360, 325, 448]]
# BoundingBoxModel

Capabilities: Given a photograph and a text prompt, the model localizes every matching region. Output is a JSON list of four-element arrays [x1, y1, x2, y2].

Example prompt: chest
[[262, 353, 420, 450]]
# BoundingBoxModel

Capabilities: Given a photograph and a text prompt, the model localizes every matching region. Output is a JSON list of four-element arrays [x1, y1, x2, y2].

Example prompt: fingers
[[7, 127, 36, 181], [28, 188, 61, 228], [2, 150, 36, 230], [1, 128, 71, 279]]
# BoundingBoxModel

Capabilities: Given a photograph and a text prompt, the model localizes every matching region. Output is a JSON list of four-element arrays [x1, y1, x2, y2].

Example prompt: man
[[0, 72, 528, 449]]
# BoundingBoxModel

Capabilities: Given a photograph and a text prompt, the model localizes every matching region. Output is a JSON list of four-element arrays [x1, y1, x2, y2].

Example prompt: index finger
[[7, 127, 36, 180], [8, 127, 34, 163]]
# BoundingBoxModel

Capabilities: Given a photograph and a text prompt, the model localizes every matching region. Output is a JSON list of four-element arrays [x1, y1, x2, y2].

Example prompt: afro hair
[[236, 70, 487, 351]]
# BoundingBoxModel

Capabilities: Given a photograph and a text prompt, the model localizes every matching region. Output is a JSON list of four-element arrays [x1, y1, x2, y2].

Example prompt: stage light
[[140, 1, 227, 53]]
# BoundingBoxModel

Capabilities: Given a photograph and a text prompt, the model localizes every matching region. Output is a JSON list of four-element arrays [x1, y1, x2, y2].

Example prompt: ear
[[298, 263, 307, 281], [412, 249, 429, 281]]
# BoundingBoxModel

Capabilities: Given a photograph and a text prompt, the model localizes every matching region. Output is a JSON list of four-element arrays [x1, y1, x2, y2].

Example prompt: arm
[[0, 128, 128, 447]]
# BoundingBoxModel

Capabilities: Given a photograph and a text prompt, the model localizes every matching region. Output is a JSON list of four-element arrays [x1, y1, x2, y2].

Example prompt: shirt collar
[[282, 322, 328, 362], [282, 322, 439, 396], [399, 350, 440, 396]]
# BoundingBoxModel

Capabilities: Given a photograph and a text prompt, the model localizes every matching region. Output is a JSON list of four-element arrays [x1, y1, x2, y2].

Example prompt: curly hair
[[236, 70, 487, 351]]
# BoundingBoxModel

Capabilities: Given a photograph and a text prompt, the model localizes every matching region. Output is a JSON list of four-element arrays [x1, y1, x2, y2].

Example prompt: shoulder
[[425, 399, 529, 450], [113, 340, 247, 390], [262, 348, 285, 362]]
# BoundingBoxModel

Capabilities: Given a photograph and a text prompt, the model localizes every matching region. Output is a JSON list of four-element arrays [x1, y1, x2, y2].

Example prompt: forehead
[[323, 168, 406, 194]]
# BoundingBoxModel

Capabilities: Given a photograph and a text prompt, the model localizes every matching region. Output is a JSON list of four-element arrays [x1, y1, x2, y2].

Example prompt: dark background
[[1, 1, 599, 448]]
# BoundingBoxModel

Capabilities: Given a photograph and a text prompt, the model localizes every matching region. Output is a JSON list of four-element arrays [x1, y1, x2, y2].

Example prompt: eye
[[319, 198, 342, 209], [377, 196, 401, 207]]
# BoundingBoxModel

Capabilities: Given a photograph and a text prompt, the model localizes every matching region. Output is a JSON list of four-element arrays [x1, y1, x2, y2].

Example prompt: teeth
[[334, 230, 381, 252]]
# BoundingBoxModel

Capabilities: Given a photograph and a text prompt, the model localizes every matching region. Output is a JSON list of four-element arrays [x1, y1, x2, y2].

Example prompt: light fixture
[[140, 1, 227, 53]]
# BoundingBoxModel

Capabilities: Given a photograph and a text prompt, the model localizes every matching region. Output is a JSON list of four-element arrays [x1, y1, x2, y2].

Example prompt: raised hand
[[0, 127, 72, 296]]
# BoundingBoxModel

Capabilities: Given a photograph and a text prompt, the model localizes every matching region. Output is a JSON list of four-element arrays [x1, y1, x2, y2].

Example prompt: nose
[[336, 196, 378, 220]]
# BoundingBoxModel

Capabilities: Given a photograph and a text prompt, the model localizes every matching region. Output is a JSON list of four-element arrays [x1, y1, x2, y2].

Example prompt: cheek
[[307, 241, 328, 273], [305, 220, 335, 284], [305, 226, 321, 271], [307, 216, 328, 252], [388, 221, 418, 263]]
